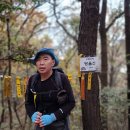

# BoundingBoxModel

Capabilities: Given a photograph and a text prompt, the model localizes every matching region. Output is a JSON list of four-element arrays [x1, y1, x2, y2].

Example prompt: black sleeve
[[25, 76, 36, 118], [54, 73, 75, 120]]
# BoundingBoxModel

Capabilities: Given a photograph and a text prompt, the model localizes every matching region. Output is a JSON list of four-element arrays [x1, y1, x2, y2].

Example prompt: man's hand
[[39, 113, 56, 127], [31, 112, 42, 124]]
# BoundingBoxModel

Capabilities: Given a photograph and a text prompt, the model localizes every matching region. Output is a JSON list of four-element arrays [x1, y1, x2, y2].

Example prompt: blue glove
[[31, 112, 38, 123], [40, 113, 56, 126]]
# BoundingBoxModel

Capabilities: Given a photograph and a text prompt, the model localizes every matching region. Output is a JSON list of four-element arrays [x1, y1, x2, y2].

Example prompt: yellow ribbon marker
[[3, 76, 12, 97], [3, 76, 8, 97], [16, 76, 22, 98], [80, 73, 85, 100], [87, 72, 92, 90], [67, 74, 72, 81]]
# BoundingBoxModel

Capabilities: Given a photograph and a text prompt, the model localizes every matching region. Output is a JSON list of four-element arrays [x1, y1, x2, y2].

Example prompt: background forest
[[0, 0, 128, 130]]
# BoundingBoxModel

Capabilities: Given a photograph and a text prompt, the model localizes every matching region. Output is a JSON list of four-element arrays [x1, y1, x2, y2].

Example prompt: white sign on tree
[[80, 57, 100, 72]]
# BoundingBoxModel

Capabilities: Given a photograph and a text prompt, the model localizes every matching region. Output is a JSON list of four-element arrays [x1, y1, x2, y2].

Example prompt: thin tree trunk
[[0, 78, 5, 127], [99, 0, 108, 130], [13, 98, 23, 128], [99, 0, 108, 88], [0, 67, 7, 127], [124, 0, 130, 129], [7, 16, 13, 130]]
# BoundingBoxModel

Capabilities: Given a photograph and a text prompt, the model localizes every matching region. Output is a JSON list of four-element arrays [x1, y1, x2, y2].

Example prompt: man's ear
[[52, 59, 55, 67]]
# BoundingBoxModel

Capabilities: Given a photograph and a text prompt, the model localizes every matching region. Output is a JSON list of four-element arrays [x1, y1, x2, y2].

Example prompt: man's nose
[[39, 59, 45, 64]]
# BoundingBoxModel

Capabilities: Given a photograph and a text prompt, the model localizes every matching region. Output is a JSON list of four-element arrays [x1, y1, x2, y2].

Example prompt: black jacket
[[25, 70, 75, 120]]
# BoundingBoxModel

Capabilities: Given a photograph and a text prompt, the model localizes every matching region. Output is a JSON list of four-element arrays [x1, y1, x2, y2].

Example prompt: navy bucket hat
[[33, 48, 59, 66]]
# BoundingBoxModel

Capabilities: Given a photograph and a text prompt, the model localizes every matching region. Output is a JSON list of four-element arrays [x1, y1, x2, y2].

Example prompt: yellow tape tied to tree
[[87, 72, 92, 90], [3, 76, 12, 97], [16, 76, 23, 97], [67, 74, 72, 81]]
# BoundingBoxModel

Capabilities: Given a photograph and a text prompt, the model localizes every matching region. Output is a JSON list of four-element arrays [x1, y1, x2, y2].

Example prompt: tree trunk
[[99, 0, 108, 88], [78, 0, 101, 130], [6, 17, 13, 130], [99, 0, 108, 130], [124, 0, 130, 129]]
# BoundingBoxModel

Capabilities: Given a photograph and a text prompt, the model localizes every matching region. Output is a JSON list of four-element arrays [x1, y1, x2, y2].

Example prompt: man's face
[[35, 54, 55, 74]]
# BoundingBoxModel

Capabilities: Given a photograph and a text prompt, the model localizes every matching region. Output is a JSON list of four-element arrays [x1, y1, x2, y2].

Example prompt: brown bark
[[78, 0, 101, 130], [99, 1, 108, 129], [99, 0, 108, 88], [124, 0, 130, 129], [7, 16, 13, 130]]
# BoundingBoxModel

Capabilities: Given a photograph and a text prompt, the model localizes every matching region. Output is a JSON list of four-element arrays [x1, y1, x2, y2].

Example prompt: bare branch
[[15, 5, 40, 40], [52, 0, 78, 43], [65, 45, 77, 68], [25, 19, 45, 43], [106, 12, 124, 32]]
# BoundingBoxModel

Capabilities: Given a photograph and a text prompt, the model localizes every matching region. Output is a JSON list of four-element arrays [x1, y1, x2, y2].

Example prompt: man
[[25, 48, 75, 130]]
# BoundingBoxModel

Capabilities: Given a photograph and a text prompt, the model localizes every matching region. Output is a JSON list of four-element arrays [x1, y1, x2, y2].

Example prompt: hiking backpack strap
[[30, 73, 39, 92], [30, 73, 39, 107], [54, 70, 63, 90]]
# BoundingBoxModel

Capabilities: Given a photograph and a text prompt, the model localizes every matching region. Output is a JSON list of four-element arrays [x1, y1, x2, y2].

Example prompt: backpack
[[30, 67, 67, 105]]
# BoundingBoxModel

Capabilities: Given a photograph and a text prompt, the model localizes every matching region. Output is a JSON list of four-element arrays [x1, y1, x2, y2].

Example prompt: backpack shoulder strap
[[54, 70, 63, 90], [30, 73, 39, 92], [29, 73, 39, 108]]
